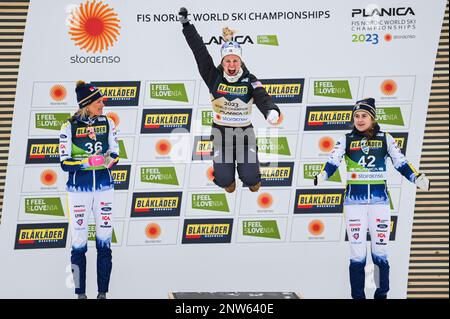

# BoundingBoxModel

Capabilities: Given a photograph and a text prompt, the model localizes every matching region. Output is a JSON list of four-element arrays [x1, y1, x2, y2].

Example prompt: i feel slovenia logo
[[68, 0, 121, 53]]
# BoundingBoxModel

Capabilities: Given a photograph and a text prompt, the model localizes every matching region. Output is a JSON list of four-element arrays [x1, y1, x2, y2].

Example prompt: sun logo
[[145, 223, 161, 239], [257, 193, 273, 209], [206, 166, 215, 181], [40, 169, 57, 186], [319, 136, 335, 153], [381, 79, 398, 96], [308, 219, 325, 236], [49, 84, 67, 101], [68, 0, 121, 53], [155, 139, 172, 156]]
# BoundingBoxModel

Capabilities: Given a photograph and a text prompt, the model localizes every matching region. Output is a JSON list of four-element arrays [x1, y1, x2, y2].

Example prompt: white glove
[[267, 110, 280, 125], [314, 171, 327, 186], [104, 151, 119, 169], [415, 173, 430, 191]]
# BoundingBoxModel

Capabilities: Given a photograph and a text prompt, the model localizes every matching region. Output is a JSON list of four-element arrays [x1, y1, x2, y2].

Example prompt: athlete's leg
[[93, 189, 114, 294], [345, 204, 369, 299], [368, 204, 391, 299], [68, 191, 93, 295]]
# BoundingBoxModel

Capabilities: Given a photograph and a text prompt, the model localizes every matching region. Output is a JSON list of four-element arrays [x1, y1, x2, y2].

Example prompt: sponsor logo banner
[[363, 76, 416, 102], [34, 113, 71, 131], [140, 109, 192, 134], [144, 81, 195, 105], [242, 220, 281, 239], [260, 78, 304, 103], [26, 139, 60, 164], [131, 192, 182, 217], [14, 223, 68, 249], [110, 165, 131, 190], [294, 189, 345, 214], [257, 35, 279, 46], [303, 163, 342, 183], [191, 193, 230, 213], [260, 162, 294, 187], [304, 105, 353, 131], [313, 80, 352, 99], [182, 218, 233, 244], [257, 137, 291, 156], [239, 189, 291, 215], [127, 220, 179, 246], [192, 136, 214, 160], [376, 107, 405, 126], [24, 197, 65, 217], [140, 167, 179, 186], [91, 81, 140, 106], [291, 216, 342, 242]]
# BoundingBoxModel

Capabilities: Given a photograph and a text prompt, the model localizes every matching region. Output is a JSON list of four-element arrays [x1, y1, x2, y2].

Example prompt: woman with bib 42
[[314, 98, 430, 299], [59, 81, 119, 299]]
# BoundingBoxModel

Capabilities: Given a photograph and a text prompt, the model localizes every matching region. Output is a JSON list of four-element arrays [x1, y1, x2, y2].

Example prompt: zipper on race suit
[[92, 170, 96, 192], [367, 184, 371, 204]]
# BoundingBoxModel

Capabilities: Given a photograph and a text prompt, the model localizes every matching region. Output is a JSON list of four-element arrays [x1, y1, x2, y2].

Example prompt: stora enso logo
[[66, 0, 121, 63]]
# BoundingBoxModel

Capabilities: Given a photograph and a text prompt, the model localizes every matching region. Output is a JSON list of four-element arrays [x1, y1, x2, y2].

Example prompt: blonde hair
[[69, 106, 90, 122]]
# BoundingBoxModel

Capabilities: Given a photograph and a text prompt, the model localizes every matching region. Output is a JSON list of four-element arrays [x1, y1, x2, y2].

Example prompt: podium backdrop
[[0, 0, 447, 298]]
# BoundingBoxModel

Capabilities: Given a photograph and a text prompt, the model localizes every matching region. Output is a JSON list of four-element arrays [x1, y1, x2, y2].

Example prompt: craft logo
[[390, 132, 409, 154], [294, 189, 345, 214], [260, 162, 294, 187], [304, 106, 353, 131], [318, 136, 335, 153], [49, 84, 67, 102], [91, 81, 140, 106], [150, 83, 189, 102], [257, 137, 291, 156], [75, 125, 107, 138], [88, 224, 118, 243], [15, 223, 68, 249], [349, 140, 383, 151], [192, 193, 230, 212], [304, 163, 342, 183], [257, 193, 273, 209], [202, 110, 213, 126], [243, 220, 281, 239], [314, 80, 352, 99], [260, 79, 304, 103], [140, 167, 179, 186], [141, 109, 192, 134], [67, 0, 121, 63], [25, 197, 65, 217], [40, 169, 58, 186], [182, 218, 233, 244], [381, 79, 398, 96], [131, 192, 182, 217], [155, 139, 172, 156], [216, 84, 248, 96], [35, 113, 70, 131], [192, 136, 214, 160], [346, 216, 398, 241], [26, 139, 60, 164], [308, 219, 325, 236], [110, 165, 131, 190], [376, 107, 404, 126]]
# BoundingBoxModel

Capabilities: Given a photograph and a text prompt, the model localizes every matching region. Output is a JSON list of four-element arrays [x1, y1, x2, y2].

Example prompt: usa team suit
[[59, 115, 119, 295], [320, 124, 420, 299]]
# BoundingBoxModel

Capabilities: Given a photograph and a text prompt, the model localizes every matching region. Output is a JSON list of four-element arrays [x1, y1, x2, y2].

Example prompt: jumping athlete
[[179, 7, 281, 193], [59, 81, 119, 299], [314, 97, 430, 299]]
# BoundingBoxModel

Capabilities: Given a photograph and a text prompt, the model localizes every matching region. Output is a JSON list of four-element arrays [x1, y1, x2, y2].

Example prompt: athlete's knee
[[213, 171, 235, 188]]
